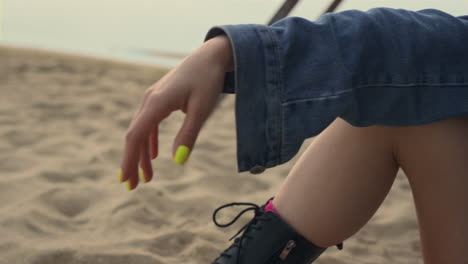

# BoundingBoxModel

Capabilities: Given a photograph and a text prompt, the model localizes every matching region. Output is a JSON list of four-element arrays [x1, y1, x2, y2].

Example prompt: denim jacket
[[204, 8, 468, 174]]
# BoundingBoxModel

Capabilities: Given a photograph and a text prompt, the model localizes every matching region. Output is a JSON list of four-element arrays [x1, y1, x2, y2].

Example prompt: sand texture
[[0, 45, 422, 263]]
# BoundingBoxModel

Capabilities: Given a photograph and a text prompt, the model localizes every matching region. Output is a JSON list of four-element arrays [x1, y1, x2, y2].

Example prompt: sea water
[[1, 0, 465, 68]]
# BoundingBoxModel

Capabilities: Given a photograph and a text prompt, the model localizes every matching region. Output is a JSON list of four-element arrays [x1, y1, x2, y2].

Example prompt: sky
[[2, 0, 468, 67]]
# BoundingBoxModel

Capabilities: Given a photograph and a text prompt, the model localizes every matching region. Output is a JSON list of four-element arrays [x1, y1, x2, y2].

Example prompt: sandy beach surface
[[0, 45, 422, 264]]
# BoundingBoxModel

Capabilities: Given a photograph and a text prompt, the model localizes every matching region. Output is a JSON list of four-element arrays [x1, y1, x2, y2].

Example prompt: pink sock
[[264, 199, 281, 216]]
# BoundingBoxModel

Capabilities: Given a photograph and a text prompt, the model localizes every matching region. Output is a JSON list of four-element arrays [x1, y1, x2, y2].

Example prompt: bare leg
[[395, 116, 468, 264], [274, 117, 400, 247]]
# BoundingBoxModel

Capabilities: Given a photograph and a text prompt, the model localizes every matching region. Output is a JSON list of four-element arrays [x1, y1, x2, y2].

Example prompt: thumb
[[172, 98, 208, 165]]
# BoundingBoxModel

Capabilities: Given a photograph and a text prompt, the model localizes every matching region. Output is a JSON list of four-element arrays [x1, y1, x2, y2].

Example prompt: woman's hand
[[119, 35, 233, 190]]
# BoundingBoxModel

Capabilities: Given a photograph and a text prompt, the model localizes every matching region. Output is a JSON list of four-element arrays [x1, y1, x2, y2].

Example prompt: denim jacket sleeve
[[204, 8, 468, 174]]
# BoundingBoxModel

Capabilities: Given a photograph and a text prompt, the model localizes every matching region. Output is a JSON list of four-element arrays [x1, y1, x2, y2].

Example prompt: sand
[[0, 45, 422, 264]]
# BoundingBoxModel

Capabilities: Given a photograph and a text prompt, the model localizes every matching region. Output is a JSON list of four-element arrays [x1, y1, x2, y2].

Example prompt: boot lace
[[211, 202, 271, 264]]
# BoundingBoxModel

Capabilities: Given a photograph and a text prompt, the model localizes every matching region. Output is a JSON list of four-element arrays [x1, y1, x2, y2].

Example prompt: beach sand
[[0, 45, 422, 263]]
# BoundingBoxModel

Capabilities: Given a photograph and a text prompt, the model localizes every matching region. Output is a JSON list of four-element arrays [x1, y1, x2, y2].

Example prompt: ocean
[[2, 0, 466, 68]]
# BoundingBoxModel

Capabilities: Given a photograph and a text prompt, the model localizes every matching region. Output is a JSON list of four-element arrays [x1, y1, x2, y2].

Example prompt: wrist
[[204, 35, 234, 72]]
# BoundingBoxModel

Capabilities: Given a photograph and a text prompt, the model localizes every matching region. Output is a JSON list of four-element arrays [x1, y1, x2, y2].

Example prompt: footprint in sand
[[86, 103, 104, 113], [31, 250, 162, 264], [117, 117, 132, 129], [0, 217, 51, 237], [0, 155, 37, 173], [0, 109, 18, 126], [34, 140, 83, 157], [196, 174, 270, 195], [79, 125, 98, 138], [32, 102, 80, 121], [112, 98, 133, 109], [78, 253, 162, 264], [2, 129, 45, 147], [180, 242, 220, 263], [144, 230, 195, 257], [39, 168, 103, 183], [110, 198, 171, 231], [30, 249, 76, 264], [39, 188, 100, 218]]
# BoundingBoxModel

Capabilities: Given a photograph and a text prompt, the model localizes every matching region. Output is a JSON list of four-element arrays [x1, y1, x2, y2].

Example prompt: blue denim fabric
[[204, 8, 468, 174]]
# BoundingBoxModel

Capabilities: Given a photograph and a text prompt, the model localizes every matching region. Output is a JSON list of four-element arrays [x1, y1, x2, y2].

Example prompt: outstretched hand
[[119, 35, 233, 190]]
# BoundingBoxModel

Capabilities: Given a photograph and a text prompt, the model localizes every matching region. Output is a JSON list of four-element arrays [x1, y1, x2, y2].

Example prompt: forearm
[[196, 35, 234, 72]]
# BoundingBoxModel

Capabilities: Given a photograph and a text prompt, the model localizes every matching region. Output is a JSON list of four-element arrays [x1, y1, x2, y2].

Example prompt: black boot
[[211, 198, 343, 264]]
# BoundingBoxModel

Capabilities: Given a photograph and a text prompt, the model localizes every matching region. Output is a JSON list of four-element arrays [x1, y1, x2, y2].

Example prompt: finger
[[133, 94, 170, 138], [121, 130, 141, 188], [121, 94, 170, 183], [149, 125, 159, 160], [119, 88, 153, 184], [139, 139, 153, 183], [128, 88, 153, 128], [173, 97, 207, 165], [126, 167, 139, 191]]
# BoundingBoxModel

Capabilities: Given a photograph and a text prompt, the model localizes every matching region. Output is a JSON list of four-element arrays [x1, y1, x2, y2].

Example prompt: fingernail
[[174, 145, 190, 165], [126, 180, 133, 191], [118, 168, 124, 183], [140, 168, 149, 183]]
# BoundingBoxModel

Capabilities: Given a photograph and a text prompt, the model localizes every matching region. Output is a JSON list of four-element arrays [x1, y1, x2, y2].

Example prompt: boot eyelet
[[279, 240, 297, 260]]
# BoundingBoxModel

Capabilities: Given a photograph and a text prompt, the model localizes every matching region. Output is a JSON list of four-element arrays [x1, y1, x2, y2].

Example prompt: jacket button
[[249, 165, 265, 174]]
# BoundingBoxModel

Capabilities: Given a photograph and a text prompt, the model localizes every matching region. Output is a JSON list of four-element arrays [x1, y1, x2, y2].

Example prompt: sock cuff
[[264, 199, 281, 216]]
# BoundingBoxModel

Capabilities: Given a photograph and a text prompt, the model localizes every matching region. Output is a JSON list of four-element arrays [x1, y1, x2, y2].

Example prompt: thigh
[[275, 118, 400, 246], [395, 116, 468, 264]]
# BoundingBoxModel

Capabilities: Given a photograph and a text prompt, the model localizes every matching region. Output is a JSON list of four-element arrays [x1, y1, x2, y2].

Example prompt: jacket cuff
[[204, 25, 282, 173]]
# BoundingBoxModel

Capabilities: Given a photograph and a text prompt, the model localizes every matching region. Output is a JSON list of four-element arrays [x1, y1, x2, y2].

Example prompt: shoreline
[[0, 43, 174, 72]]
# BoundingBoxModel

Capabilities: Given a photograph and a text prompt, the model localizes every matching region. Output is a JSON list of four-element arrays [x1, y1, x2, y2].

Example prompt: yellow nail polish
[[140, 168, 149, 183], [174, 145, 190, 165], [126, 180, 132, 191], [118, 168, 124, 183]]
